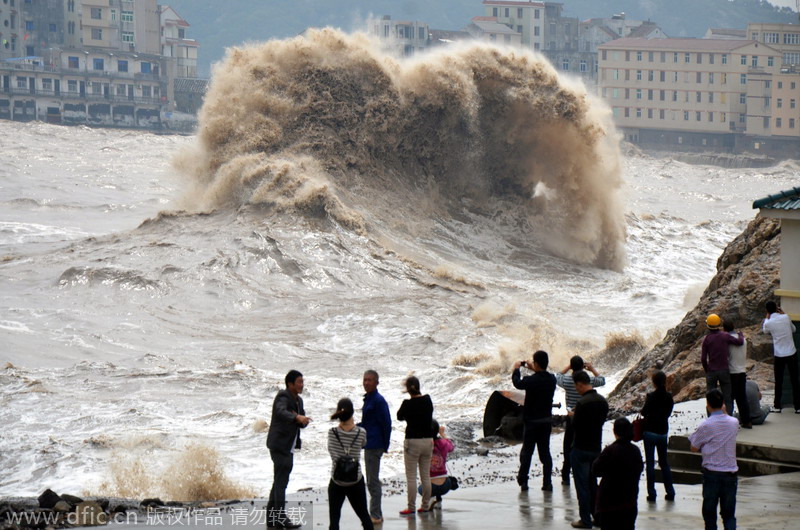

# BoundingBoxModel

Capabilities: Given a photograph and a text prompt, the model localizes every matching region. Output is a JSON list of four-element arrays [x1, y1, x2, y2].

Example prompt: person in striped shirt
[[689, 389, 739, 530], [327, 398, 373, 530], [556, 355, 605, 485]]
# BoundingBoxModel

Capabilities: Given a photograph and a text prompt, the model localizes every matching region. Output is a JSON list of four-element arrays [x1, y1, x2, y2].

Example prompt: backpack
[[331, 428, 360, 483]]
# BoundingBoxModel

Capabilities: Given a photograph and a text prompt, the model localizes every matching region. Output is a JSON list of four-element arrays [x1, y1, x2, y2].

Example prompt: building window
[[122, 31, 134, 43], [637, 51, 642, 61], [49, 23, 56, 32], [776, 117, 782, 128], [722, 54, 727, 64], [660, 51, 666, 62], [709, 112, 714, 122], [42, 78, 52, 90], [636, 70, 642, 80], [791, 118, 796, 129], [648, 70, 654, 81], [785, 33, 800, 45], [740, 74, 746, 85], [660, 109, 665, 119], [768, 56, 774, 67], [116, 84, 126, 96], [68, 56, 79, 68], [697, 53, 702, 64], [659, 89, 665, 101], [721, 73, 727, 84], [709, 53, 714, 64], [696, 111, 701, 121], [740, 93, 746, 105], [534, 9, 540, 19], [636, 108, 642, 118], [777, 98, 783, 108], [534, 26, 539, 36], [118, 59, 128, 72], [492, 7, 497, 16], [504, 8, 509, 17], [68, 0, 75, 12], [142, 85, 151, 97], [778, 81, 783, 89], [741, 55, 747, 65], [739, 113, 746, 123], [562, 59, 569, 71], [91, 81, 101, 94], [141, 62, 151, 74], [793, 82, 797, 89], [25, 20, 33, 30], [648, 89, 653, 100], [721, 93, 727, 104], [673, 71, 678, 82], [660, 70, 665, 82], [709, 72, 714, 84], [636, 89, 642, 99], [624, 107, 630, 117], [789, 53, 800, 65], [91, 28, 103, 40], [709, 92, 714, 103], [647, 108, 653, 118], [580, 60, 587, 72], [68, 21, 75, 34], [696, 72, 702, 83], [613, 88, 619, 98], [764, 117, 770, 128], [517, 8, 523, 18], [672, 91, 677, 102], [67, 79, 77, 92], [751, 56, 758, 67], [673, 52, 678, 63], [121, 10, 134, 22], [648, 51, 654, 62], [791, 99, 796, 109], [93, 58, 104, 70], [16, 76, 26, 89], [684, 111, 689, 120], [91, 7, 102, 19], [685, 52, 690, 63], [696, 91, 702, 103], [721, 112, 726, 122]]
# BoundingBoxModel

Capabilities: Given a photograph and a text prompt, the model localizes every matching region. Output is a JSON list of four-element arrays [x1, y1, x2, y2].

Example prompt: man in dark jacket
[[593, 418, 644, 530], [358, 369, 391, 524], [266, 370, 310, 529], [512, 349, 557, 492], [570, 370, 609, 529], [702, 313, 744, 415]]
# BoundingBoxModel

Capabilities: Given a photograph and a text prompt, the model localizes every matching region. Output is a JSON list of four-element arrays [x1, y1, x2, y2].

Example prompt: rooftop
[[470, 18, 520, 35], [753, 186, 800, 210], [482, 0, 545, 7]]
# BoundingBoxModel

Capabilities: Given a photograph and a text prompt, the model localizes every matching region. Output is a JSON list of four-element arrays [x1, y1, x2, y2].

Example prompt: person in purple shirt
[[689, 389, 739, 530], [701, 313, 743, 416], [357, 370, 392, 525]]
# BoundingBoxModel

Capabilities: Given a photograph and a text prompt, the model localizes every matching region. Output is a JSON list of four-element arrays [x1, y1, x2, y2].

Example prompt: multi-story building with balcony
[[160, 5, 197, 79], [747, 23, 800, 67], [598, 37, 785, 153], [1, 47, 164, 126], [0, 0, 23, 61], [372, 15, 429, 56], [482, 0, 545, 51]]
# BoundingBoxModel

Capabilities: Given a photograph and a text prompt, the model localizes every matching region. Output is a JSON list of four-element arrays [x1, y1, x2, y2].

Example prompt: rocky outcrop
[[610, 216, 781, 410]]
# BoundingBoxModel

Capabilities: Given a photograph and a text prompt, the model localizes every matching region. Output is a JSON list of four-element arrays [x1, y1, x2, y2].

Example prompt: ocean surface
[[2, 32, 799, 500]]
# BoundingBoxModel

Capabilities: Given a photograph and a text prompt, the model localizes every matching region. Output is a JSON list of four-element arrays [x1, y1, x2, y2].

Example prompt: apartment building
[[770, 70, 800, 138], [160, 5, 198, 78], [0, 48, 164, 125], [747, 23, 800, 66], [482, 0, 545, 51], [81, 0, 159, 55], [0, 0, 22, 61], [599, 37, 781, 150], [372, 15, 429, 56]]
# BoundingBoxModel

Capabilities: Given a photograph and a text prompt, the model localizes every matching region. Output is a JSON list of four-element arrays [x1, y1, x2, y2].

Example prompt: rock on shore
[[610, 215, 781, 410]]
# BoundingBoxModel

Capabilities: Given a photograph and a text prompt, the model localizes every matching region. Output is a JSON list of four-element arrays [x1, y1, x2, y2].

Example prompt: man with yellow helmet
[[701, 313, 744, 415]]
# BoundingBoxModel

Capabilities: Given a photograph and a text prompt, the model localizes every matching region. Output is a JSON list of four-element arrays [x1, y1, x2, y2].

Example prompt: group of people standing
[[265, 370, 454, 529]]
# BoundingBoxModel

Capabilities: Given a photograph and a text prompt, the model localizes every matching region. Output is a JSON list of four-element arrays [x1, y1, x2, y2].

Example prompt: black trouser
[[730, 373, 750, 424], [774, 353, 800, 410], [518, 419, 553, 486], [328, 478, 374, 530], [597, 508, 637, 530], [561, 415, 574, 481], [267, 450, 293, 525]]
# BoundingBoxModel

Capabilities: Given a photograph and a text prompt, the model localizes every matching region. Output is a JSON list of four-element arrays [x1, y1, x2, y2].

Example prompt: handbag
[[332, 428, 360, 483], [632, 415, 644, 442]]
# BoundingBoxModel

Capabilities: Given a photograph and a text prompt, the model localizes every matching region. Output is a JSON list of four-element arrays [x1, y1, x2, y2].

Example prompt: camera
[[520, 360, 529, 367]]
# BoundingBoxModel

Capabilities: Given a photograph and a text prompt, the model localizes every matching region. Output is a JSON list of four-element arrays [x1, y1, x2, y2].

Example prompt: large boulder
[[610, 216, 780, 410]]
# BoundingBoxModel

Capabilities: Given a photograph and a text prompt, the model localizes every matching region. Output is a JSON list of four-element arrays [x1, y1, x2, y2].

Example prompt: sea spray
[[178, 28, 627, 270]]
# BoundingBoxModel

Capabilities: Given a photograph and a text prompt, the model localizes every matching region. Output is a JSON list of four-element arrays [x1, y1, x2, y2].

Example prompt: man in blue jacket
[[266, 370, 310, 529], [512, 350, 557, 492], [358, 369, 392, 525]]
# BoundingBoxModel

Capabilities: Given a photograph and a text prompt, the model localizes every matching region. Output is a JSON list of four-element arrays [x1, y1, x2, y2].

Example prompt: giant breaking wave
[[178, 29, 626, 270]]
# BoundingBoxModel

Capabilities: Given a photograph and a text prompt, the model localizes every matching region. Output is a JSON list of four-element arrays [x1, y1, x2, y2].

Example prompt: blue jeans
[[571, 448, 599, 526], [643, 431, 675, 499], [701, 469, 737, 530], [418, 477, 452, 500]]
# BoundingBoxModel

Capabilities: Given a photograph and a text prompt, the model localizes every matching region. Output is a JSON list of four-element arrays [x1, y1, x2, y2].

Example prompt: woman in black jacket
[[640, 370, 676, 502], [396, 376, 434, 515]]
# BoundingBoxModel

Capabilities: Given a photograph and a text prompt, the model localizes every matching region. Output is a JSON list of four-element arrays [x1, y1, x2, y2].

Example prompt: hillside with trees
[[164, 0, 797, 76]]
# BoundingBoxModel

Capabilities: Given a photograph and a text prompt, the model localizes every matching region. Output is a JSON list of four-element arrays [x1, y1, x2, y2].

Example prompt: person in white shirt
[[762, 301, 799, 413], [724, 319, 751, 428]]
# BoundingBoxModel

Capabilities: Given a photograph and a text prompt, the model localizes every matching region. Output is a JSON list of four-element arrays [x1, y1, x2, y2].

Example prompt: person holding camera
[[327, 398, 374, 530], [512, 350, 557, 492]]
